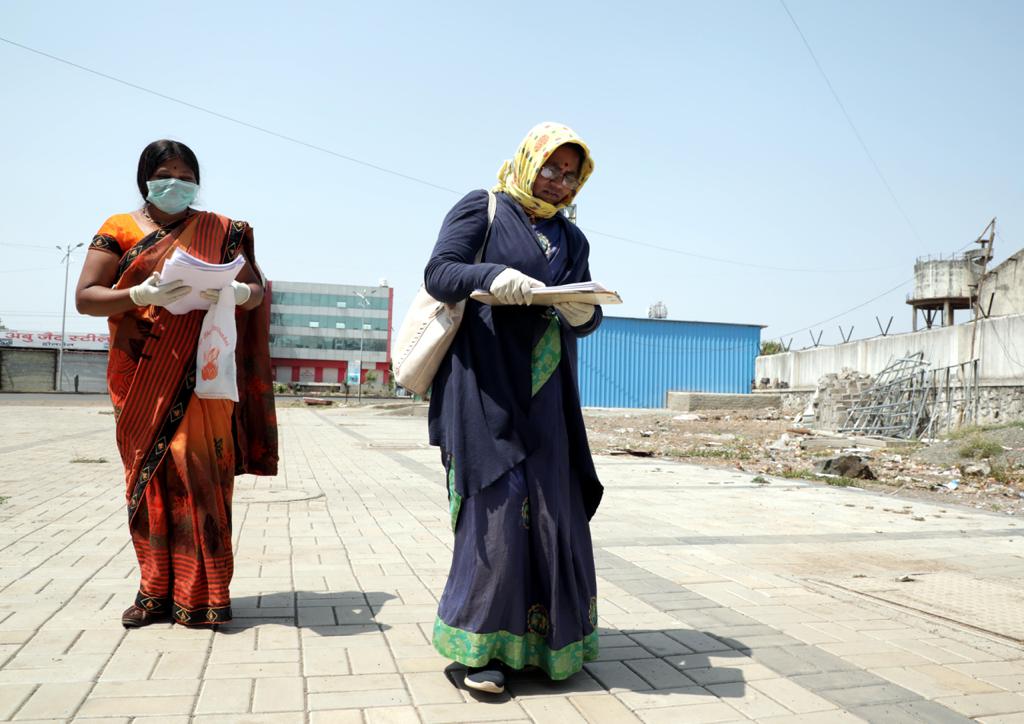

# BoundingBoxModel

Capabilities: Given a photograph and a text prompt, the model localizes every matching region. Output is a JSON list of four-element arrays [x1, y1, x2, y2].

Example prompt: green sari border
[[432, 617, 599, 681]]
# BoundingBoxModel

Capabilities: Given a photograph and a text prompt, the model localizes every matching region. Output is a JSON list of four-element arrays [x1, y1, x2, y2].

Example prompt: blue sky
[[1, 1, 1021, 348]]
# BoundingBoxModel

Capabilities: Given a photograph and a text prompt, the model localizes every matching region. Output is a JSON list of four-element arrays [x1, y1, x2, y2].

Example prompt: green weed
[[958, 437, 1003, 460], [70, 457, 108, 464], [779, 469, 861, 488], [946, 421, 1024, 441]]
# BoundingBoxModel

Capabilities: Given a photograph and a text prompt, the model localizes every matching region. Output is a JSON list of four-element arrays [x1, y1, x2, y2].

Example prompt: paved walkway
[[1, 400, 1023, 723]]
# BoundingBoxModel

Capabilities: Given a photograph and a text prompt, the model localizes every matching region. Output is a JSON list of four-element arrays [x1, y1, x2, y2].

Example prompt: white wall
[[757, 313, 1024, 388], [979, 251, 1024, 318]]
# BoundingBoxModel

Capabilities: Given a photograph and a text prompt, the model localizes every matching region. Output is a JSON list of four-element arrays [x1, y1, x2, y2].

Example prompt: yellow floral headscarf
[[493, 122, 595, 219]]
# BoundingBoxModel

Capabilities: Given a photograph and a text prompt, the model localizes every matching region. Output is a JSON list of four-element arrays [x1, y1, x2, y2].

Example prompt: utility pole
[[56, 243, 84, 391], [354, 283, 386, 404]]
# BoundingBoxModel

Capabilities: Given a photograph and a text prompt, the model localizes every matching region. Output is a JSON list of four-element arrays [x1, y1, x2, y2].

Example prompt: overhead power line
[[778, 0, 925, 248], [582, 228, 897, 273], [1, 35, 902, 276], [0, 36, 460, 196]]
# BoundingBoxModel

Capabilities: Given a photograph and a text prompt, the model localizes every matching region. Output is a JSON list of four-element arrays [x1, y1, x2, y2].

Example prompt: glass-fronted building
[[269, 280, 393, 388]]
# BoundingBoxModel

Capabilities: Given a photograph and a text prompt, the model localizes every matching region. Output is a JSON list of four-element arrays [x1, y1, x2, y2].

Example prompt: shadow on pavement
[[220, 591, 397, 634], [444, 626, 748, 703]]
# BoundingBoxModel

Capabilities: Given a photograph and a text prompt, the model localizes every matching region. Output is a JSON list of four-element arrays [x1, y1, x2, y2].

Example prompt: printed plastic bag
[[195, 289, 238, 401]]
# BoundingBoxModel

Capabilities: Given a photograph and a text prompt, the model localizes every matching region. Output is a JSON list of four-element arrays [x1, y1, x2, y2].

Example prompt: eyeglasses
[[538, 165, 580, 190]]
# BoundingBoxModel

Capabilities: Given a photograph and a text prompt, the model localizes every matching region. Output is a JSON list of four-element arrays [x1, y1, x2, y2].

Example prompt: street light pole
[[55, 242, 84, 391], [354, 284, 385, 404]]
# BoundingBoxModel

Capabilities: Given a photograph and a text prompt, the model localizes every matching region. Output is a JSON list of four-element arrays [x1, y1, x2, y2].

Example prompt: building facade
[[577, 316, 763, 408], [0, 329, 109, 392], [269, 280, 393, 388]]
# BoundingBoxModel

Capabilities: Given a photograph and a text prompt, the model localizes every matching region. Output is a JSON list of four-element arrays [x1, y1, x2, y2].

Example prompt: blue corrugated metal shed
[[577, 316, 763, 408]]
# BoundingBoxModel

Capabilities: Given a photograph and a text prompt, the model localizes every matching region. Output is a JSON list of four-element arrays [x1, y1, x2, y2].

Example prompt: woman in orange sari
[[76, 139, 277, 628]]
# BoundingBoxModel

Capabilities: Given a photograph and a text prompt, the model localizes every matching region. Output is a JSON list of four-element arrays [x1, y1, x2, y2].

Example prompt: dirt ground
[[582, 406, 1024, 517]]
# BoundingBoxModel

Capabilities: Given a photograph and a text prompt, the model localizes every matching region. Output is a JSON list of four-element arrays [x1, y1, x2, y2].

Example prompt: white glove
[[555, 301, 596, 327], [199, 281, 251, 306], [489, 268, 543, 305], [129, 272, 191, 307]]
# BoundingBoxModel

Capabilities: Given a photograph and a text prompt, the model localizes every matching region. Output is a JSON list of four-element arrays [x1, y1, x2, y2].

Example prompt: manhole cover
[[365, 442, 427, 450], [234, 489, 323, 503]]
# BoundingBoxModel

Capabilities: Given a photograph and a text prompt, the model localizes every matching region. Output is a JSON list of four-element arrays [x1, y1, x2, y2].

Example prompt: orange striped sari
[[99, 211, 277, 625]]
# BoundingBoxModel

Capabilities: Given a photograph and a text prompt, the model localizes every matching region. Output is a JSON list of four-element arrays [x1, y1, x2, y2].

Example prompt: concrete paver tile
[[583, 662, 652, 692], [634, 702, 747, 723], [75, 695, 197, 718], [204, 662, 301, 679], [627, 632, 693, 657], [705, 682, 791, 718], [416, 701, 528, 723], [194, 678, 252, 715], [843, 651, 938, 669], [788, 670, 882, 691], [364, 705, 424, 723], [303, 648, 351, 676], [307, 690, 411, 710], [871, 664, 1000, 699], [505, 670, 605, 699], [308, 711, 365, 724], [749, 677, 837, 714], [150, 651, 208, 679], [852, 701, 974, 723], [307, 671, 403, 692], [0, 653, 108, 683], [623, 658, 696, 690], [90, 680, 201, 698], [253, 676, 305, 712], [615, 686, 712, 710], [935, 692, 1024, 718], [683, 663, 778, 685], [403, 672, 463, 705], [758, 712, 864, 723], [192, 713, 304, 723], [348, 646, 398, 674], [985, 674, 1024, 692], [208, 648, 299, 665], [568, 694, 642, 723], [0, 684, 35, 720], [519, 697, 588, 723], [822, 683, 921, 708], [13, 682, 91, 720], [977, 714, 1024, 724], [662, 630, 732, 653]]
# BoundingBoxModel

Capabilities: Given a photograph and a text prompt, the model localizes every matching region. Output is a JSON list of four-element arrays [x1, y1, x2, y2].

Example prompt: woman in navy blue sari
[[425, 123, 604, 693]]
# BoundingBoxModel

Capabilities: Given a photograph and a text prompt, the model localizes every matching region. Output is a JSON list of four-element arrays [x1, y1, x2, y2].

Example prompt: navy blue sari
[[424, 190, 603, 679]]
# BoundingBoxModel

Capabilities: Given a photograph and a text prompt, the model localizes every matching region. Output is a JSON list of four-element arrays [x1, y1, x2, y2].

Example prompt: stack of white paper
[[471, 280, 622, 306], [159, 248, 246, 315]]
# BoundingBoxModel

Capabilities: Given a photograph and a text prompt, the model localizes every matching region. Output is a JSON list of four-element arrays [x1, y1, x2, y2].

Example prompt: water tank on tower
[[905, 220, 994, 330]]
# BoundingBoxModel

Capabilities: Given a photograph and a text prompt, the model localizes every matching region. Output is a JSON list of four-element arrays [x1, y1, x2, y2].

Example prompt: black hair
[[562, 142, 587, 167], [136, 140, 200, 199]]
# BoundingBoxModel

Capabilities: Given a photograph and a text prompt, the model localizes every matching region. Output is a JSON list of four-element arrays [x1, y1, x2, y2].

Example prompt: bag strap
[[472, 190, 497, 264]]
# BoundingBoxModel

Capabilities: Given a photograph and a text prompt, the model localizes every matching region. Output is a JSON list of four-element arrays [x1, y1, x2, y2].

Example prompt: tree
[[760, 340, 785, 356]]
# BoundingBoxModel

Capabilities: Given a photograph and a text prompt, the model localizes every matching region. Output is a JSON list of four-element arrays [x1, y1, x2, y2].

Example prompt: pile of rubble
[[584, 404, 1024, 516]]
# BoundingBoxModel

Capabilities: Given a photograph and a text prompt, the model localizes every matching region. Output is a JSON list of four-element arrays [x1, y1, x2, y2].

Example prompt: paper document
[[158, 248, 246, 315], [471, 281, 622, 306]]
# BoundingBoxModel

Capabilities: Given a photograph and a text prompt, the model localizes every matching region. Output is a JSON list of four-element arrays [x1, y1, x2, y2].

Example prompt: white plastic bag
[[195, 289, 238, 401]]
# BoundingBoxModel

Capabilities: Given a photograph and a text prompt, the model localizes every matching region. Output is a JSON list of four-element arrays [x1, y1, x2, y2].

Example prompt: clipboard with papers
[[158, 247, 246, 315], [471, 281, 622, 306]]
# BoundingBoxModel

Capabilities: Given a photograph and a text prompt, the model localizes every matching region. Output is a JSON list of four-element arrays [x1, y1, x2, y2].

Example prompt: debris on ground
[[583, 407, 1024, 515], [814, 455, 876, 480]]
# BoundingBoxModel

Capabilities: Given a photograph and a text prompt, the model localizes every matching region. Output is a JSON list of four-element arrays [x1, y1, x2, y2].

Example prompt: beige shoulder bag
[[393, 190, 496, 395]]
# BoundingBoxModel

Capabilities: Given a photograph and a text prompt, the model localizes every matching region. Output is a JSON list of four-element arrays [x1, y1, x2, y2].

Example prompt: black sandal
[[121, 604, 170, 629]]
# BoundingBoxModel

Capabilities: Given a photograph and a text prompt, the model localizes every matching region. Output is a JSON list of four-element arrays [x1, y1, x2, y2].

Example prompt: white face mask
[[146, 178, 199, 214]]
